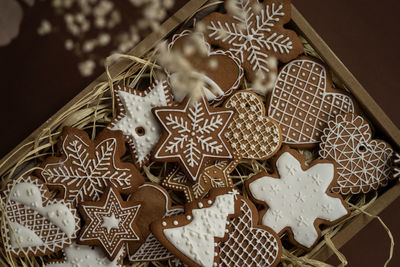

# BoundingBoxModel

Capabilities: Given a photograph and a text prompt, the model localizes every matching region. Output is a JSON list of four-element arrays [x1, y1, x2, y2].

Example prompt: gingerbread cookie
[[224, 90, 282, 160], [127, 183, 184, 262], [268, 56, 357, 147], [201, 0, 303, 82], [152, 94, 234, 181], [245, 147, 349, 250], [393, 152, 400, 180], [167, 30, 244, 103], [319, 114, 394, 194], [151, 188, 240, 267], [78, 185, 142, 260], [1, 176, 80, 257], [109, 80, 174, 167], [45, 242, 126, 267], [163, 154, 240, 202], [39, 127, 144, 205]]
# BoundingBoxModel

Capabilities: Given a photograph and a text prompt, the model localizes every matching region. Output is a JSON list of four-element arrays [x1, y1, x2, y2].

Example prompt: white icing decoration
[[9, 222, 44, 248], [102, 214, 120, 233], [248, 152, 348, 248], [111, 81, 172, 165], [163, 193, 235, 267], [10, 182, 42, 208]]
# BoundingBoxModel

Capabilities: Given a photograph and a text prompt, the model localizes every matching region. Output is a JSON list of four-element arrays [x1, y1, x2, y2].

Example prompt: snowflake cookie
[[45, 242, 126, 267], [392, 152, 400, 180], [167, 30, 244, 103], [319, 114, 394, 195], [151, 188, 240, 267], [0, 176, 80, 257], [245, 147, 350, 250], [201, 0, 303, 82], [127, 183, 184, 262], [268, 56, 357, 147], [78, 185, 142, 260], [224, 90, 282, 160], [152, 94, 234, 181], [39, 127, 144, 205], [163, 153, 241, 202], [108, 80, 174, 167]]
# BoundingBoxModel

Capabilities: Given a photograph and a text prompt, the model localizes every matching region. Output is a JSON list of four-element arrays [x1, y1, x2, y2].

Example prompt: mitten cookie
[[1, 176, 80, 257], [78, 185, 142, 260], [151, 188, 240, 267], [319, 114, 393, 194], [167, 30, 243, 103], [39, 127, 144, 205], [224, 90, 282, 160], [201, 0, 303, 82], [109, 80, 174, 167], [152, 94, 234, 181], [245, 147, 349, 250], [268, 56, 357, 147]]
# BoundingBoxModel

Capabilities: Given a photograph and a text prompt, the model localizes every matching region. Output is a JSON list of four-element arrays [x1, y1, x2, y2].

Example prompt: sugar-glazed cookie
[[78, 185, 142, 260], [268, 56, 357, 147], [319, 114, 394, 194], [224, 90, 282, 160], [39, 127, 144, 205], [151, 188, 240, 267], [152, 94, 234, 181], [109, 80, 174, 167], [1, 176, 80, 257], [167, 30, 244, 103], [245, 147, 349, 250], [201, 0, 303, 82]]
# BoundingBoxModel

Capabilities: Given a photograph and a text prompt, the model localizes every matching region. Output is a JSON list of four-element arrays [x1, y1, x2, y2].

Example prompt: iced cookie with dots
[[151, 188, 240, 267], [152, 93, 234, 182], [268, 56, 358, 147], [224, 90, 282, 160], [245, 147, 349, 250], [109, 80, 174, 167], [201, 0, 303, 83], [167, 30, 243, 103], [319, 114, 394, 195], [0, 176, 80, 257], [78, 185, 142, 260], [39, 127, 144, 205]]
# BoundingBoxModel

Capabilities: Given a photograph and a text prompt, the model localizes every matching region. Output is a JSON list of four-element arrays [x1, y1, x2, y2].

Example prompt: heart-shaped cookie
[[268, 56, 357, 147], [1, 176, 80, 257], [319, 114, 393, 194], [224, 90, 282, 160], [167, 30, 244, 103]]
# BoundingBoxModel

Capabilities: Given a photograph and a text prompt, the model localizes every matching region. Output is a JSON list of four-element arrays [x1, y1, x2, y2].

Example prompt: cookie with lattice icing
[[223, 90, 282, 160], [268, 56, 358, 147], [201, 0, 303, 82], [78, 185, 142, 260], [1, 176, 80, 257], [151, 188, 241, 267], [152, 93, 234, 181], [167, 30, 244, 103], [245, 146, 350, 250], [39, 127, 144, 205], [108, 80, 174, 167], [319, 114, 394, 194]]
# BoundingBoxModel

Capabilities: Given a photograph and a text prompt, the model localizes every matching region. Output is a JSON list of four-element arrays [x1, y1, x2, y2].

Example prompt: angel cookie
[[0, 176, 80, 257], [39, 127, 144, 205], [319, 114, 393, 194], [201, 0, 303, 82], [109, 80, 174, 167], [245, 147, 349, 250], [167, 30, 243, 103]]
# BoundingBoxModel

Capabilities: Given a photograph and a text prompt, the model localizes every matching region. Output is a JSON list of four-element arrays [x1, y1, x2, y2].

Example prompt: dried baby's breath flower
[[226, 0, 246, 30], [78, 59, 96, 77], [251, 57, 278, 95], [65, 39, 74, 50], [37, 20, 52, 35]]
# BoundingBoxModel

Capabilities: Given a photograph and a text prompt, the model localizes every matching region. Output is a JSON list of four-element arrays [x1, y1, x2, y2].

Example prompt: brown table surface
[[1, 0, 399, 266]]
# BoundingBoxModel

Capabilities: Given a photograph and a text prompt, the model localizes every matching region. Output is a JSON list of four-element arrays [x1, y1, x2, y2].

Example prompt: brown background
[[0, 0, 399, 266]]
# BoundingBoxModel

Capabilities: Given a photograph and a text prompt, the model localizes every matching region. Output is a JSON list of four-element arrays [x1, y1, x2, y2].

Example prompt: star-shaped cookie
[[245, 147, 349, 250], [152, 94, 234, 181], [109, 80, 173, 167], [78, 186, 142, 260], [201, 0, 303, 82]]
